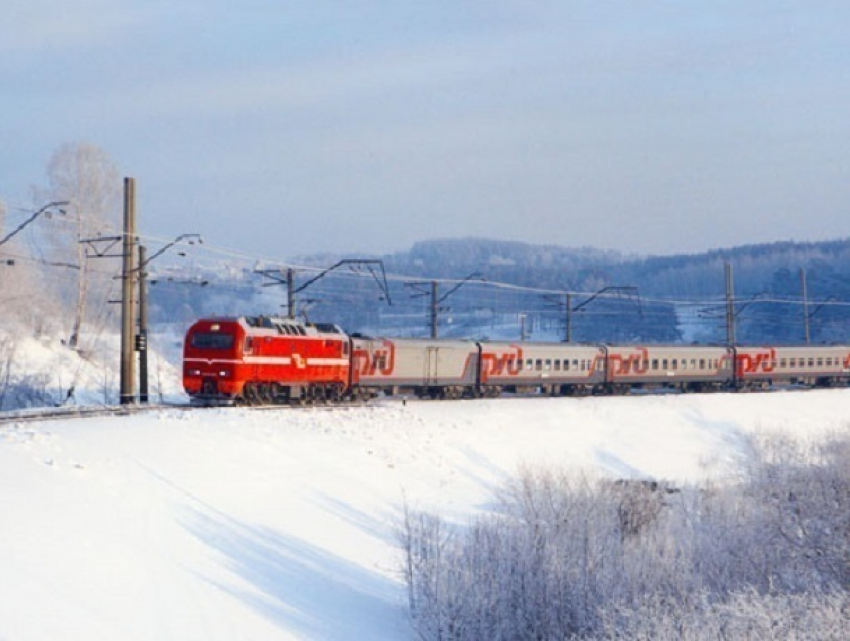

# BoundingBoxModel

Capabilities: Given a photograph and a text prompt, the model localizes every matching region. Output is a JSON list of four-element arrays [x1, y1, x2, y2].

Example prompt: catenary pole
[[120, 178, 137, 405], [801, 267, 810, 344], [138, 245, 149, 403], [725, 262, 736, 346]]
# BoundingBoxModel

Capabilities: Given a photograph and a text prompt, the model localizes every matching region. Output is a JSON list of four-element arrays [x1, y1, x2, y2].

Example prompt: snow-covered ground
[[1, 391, 849, 640], [0, 330, 184, 409]]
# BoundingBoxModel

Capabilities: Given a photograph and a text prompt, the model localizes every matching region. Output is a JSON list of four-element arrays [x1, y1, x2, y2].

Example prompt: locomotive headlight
[[219, 370, 228, 377], [189, 369, 201, 376]]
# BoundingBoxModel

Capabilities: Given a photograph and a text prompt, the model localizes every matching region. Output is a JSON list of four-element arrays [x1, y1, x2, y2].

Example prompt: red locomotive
[[183, 315, 850, 405], [183, 316, 350, 404]]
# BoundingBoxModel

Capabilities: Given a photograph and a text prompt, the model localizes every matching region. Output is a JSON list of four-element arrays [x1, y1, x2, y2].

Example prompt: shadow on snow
[[181, 506, 406, 640]]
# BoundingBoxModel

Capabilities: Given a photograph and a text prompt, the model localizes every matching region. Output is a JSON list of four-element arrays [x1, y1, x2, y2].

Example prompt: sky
[[2, 1, 849, 261]]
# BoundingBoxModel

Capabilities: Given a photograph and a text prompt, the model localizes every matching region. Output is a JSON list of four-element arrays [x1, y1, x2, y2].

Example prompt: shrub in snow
[[599, 589, 850, 640], [400, 433, 850, 640]]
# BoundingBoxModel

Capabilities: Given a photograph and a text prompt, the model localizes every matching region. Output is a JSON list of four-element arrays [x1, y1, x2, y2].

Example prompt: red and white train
[[183, 316, 850, 405]]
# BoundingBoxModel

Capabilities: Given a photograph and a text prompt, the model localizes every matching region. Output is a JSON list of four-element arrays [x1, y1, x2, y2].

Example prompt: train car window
[[790, 358, 796, 368], [652, 359, 659, 370], [526, 359, 533, 371], [554, 360, 561, 371], [564, 360, 570, 371], [817, 358, 823, 367], [780, 358, 787, 368], [545, 359, 552, 370], [808, 358, 815, 368], [535, 359, 543, 371], [191, 333, 234, 349], [699, 359, 705, 369], [662, 359, 668, 370], [581, 360, 587, 372]]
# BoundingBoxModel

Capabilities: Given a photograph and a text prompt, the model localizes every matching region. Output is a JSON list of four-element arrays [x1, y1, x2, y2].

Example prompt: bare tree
[[40, 142, 121, 348]]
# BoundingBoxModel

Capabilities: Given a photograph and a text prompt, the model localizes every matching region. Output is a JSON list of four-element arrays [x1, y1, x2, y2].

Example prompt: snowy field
[[1, 390, 849, 640]]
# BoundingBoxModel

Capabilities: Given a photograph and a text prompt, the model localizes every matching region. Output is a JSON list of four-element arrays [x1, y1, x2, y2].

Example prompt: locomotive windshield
[[191, 333, 235, 349]]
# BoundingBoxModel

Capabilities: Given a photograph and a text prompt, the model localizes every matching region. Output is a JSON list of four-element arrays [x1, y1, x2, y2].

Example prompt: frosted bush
[[400, 433, 850, 640]]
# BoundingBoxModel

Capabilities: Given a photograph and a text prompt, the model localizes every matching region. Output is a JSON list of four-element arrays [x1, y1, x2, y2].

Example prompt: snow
[[1, 391, 849, 640], [0, 329, 184, 408]]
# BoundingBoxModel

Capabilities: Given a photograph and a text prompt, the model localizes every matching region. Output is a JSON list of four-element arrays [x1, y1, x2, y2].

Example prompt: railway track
[[0, 403, 190, 426], [0, 398, 384, 426]]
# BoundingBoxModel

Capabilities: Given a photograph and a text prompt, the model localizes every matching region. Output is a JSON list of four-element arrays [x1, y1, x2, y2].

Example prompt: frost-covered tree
[[39, 142, 121, 348]]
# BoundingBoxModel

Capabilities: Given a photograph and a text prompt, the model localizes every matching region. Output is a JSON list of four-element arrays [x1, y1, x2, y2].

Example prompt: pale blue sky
[[2, 1, 849, 259]]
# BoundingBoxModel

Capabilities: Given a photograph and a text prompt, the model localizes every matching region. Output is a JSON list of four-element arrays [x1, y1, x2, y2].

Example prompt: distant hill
[[152, 236, 850, 345]]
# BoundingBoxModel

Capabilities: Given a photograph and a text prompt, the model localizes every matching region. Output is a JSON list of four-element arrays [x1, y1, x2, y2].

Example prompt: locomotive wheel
[[242, 382, 257, 406], [328, 384, 344, 403], [258, 384, 273, 405], [270, 383, 285, 403]]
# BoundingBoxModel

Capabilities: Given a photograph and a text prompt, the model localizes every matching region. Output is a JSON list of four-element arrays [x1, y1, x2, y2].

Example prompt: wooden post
[[120, 177, 137, 405]]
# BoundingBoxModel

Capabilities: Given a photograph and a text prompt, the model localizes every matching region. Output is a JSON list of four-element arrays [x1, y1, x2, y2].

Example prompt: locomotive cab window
[[191, 333, 234, 350]]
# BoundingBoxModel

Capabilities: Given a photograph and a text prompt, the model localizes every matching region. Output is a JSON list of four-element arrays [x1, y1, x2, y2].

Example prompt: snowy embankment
[[1, 391, 848, 640]]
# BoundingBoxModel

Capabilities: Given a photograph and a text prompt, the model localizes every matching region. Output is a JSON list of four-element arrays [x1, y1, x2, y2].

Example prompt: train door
[[425, 346, 440, 385]]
